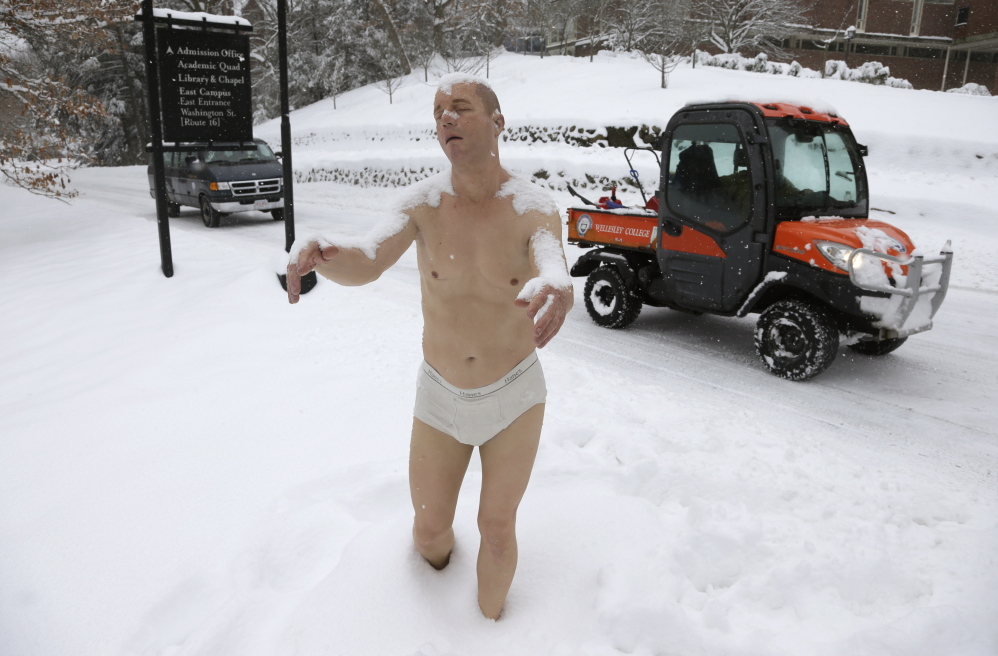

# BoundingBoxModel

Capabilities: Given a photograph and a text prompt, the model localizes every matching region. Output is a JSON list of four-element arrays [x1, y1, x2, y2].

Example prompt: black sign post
[[276, 0, 316, 295], [140, 0, 172, 278], [136, 4, 254, 279]]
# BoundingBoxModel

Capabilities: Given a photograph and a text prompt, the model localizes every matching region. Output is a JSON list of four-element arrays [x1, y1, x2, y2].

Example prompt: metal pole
[[277, 0, 315, 293], [962, 49, 971, 86], [941, 47, 951, 91], [141, 0, 174, 277], [278, 0, 295, 253]]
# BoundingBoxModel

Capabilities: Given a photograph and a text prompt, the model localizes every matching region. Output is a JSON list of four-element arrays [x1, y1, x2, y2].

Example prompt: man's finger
[[287, 257, 304, 304], [537, 312, 566, 348], [296, 249, 317, 276], [525, 288, 551, 318]]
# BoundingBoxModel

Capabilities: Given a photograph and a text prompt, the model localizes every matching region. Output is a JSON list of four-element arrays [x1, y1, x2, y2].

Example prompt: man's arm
[[287, 212, 418, 303], [514, 211, 574, 348]]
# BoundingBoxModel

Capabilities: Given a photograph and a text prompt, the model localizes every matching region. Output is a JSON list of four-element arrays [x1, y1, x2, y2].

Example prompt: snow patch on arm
[[495, 173, 558, 215], [288, 172, 452, 265], [289, 212, 409, 263], [517, 228, 572, 304]]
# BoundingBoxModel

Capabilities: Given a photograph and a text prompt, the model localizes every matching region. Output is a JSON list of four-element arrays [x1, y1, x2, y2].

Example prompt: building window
[[905, 46, 945, 59], [854, 44, 896, 56], [956, 7, 970, 25]]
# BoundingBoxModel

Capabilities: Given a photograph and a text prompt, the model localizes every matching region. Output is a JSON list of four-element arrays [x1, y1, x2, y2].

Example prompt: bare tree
[[1, 0, 134, 198], [693, 0, 808, 57], [604, 0, 665, 52]]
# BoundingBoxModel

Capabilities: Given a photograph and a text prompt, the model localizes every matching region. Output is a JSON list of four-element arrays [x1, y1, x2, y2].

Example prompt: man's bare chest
[[415, 210, 534, 291]]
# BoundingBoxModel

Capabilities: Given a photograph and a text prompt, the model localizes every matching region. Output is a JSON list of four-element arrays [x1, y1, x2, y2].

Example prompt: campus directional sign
[[157, 29, 252, 143]]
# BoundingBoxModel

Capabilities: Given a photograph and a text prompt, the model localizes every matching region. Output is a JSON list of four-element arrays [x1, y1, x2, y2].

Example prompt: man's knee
[[413, 514, 453, 550], [477, 511, 516, 556]]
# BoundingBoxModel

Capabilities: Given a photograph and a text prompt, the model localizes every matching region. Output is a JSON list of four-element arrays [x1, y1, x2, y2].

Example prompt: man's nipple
[[431, 271, 439, 279], [510, 278, 518, 285]]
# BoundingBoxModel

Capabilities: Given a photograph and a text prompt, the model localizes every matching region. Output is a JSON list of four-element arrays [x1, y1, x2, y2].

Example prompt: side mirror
[[275, 151, 283, 158]]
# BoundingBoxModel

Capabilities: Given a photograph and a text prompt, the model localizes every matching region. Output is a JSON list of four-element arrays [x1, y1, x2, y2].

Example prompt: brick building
[[785, 0, 998, 92]]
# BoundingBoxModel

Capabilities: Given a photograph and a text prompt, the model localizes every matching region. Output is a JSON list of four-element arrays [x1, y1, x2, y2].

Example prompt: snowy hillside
[[1, 52, 997, 656]]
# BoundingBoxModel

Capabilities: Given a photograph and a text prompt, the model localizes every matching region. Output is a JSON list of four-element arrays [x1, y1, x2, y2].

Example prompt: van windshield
[[203, 143, 277, 164]]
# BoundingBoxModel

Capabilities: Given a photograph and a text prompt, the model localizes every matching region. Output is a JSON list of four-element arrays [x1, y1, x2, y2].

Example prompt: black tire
[[848, 336, 907, 356], [167, 202, 180, 218], [755, 299, 838, 381], [270, 208, 284, 221], [200, 195, 221, 228], [583, 267, 641, 329]]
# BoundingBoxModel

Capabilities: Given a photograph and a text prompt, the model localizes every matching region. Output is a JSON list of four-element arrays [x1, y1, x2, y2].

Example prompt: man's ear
[[493, 113, 505, 134]]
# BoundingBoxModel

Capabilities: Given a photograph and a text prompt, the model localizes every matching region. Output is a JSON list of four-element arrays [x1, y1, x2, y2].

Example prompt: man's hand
[[514, 282, 573, 348], [287, 241, 339, 304]]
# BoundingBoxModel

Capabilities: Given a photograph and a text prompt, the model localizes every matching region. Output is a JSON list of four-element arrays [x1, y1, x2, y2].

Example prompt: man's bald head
[[437, 73, 502, 117]]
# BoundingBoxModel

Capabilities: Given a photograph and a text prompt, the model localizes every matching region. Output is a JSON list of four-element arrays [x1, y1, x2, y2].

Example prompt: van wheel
[[848, 336, 907, 356], [200, 196, 221, 228], [167, 202, 180, 217], [584, 267, 641, 329], [755, 299, 838, 380], [270, 208, 284, 221]]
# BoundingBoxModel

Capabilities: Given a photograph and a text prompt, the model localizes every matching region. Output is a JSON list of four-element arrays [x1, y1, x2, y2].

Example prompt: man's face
[[433, 84, 503, 165]]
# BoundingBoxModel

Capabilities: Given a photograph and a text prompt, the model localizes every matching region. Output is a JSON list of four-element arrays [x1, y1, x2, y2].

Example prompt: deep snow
[[1, 52, 997, 656]]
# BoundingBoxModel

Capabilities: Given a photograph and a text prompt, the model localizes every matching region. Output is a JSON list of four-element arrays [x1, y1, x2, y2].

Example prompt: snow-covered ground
[[1, 52, 997, 656]]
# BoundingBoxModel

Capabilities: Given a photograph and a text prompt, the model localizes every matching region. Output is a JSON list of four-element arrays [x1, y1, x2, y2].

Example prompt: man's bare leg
[[410, 418, 474, 569], [476, 403, 544, 619]]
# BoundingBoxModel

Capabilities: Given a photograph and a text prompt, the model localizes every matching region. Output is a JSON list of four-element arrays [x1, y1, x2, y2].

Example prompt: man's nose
[[440, 113, 455, 127]]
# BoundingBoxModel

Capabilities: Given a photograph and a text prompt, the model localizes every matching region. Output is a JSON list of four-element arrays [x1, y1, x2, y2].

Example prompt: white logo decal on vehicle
[[577, 214, 592, 237]]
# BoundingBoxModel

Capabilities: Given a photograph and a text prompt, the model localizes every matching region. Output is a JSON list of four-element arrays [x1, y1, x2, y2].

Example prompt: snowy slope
[[1, 52, 997, 656]]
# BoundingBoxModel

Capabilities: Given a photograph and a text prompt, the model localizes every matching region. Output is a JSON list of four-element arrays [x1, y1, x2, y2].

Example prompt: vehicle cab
[[567, 101, 953, 380]]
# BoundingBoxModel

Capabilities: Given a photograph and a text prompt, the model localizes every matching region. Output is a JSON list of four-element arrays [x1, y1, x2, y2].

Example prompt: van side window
[[667, 123, 752, 233]]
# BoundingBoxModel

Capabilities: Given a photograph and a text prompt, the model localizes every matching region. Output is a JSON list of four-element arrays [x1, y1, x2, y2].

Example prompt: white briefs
[[413, 352, 547, 446]]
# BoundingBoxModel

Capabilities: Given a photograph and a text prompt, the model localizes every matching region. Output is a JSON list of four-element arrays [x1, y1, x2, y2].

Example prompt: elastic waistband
[[421, 351, 539, 398]]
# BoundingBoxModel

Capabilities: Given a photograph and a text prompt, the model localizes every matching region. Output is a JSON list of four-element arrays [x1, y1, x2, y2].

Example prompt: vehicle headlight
[[815, 240, 858, 272], [209, 181, 230, 191]]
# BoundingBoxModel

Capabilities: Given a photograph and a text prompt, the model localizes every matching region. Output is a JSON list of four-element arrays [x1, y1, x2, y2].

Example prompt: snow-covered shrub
[[947, 83, 992, 96], [823, 59, 912, 88], [752, 53, 770, 73], [824, 60, 846, 80], [787, 61, 802, 77], [885, 77, 914, 89], [848, 61, 890, 85]]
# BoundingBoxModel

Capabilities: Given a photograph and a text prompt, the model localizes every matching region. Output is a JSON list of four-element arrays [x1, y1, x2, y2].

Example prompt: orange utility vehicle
[[567, 101, 953, 380]]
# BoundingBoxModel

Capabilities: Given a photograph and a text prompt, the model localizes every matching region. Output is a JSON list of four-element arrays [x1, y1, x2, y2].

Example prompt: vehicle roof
[[749, 102, 849, 126]]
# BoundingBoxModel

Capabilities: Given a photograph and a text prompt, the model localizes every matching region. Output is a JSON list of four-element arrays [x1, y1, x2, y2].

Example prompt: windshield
[[767, 120, 868, 219], [202, 143, 276, 164]]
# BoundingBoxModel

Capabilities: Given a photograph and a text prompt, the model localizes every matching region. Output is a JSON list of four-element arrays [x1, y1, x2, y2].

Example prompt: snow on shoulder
[[495, 173, 558, 216], [397, 168, 454, 211], [437, 72, 493, 96]]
